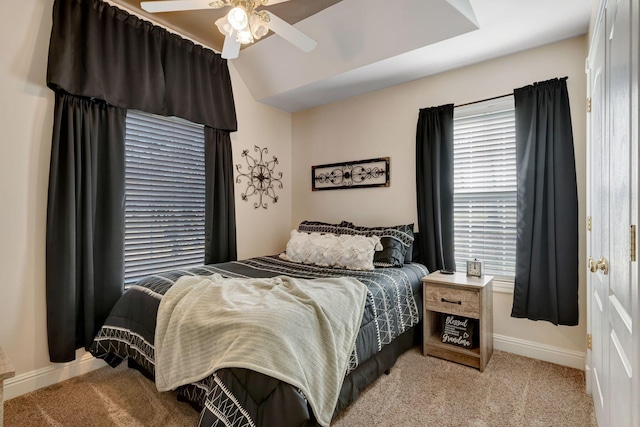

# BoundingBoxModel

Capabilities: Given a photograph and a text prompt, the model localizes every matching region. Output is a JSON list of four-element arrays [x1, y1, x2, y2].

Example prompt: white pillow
[[280, 230, 381, 271]]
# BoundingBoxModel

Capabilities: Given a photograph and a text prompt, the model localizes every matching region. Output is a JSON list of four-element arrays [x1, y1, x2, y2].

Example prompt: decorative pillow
[[343, 223, 415, 267], [385, 224, 414, 264], [281, 230, 381, 271], [296, 221, 415, 266], [373, 237, 406, 267], [297, 220, 354, 236]]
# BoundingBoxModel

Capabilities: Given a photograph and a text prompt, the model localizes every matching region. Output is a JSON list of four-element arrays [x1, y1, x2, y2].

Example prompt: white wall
[[0, 0, 291, 398], [0, 0, 55, 392], [292, 36, 589, 366], [230, 63, 292, 260]]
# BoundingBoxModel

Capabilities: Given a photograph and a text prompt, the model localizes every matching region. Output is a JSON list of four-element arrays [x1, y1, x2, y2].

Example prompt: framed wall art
[[312, 157, 390, 191]]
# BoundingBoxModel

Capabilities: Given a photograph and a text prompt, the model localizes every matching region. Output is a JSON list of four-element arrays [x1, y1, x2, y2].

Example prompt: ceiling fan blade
[[221, 34, 241, 59], [140, 0, 218, 13], [265, 12, 317, 53], [263, 0, 293, 5]]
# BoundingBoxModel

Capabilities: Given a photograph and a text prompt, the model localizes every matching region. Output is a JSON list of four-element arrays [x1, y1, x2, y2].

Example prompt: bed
[[89, 223, 427, 427]]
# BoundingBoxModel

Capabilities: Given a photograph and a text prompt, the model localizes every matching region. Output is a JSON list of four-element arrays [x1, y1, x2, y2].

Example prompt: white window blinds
[[124, 110, 206, 285], [453, 97, 517, 280]]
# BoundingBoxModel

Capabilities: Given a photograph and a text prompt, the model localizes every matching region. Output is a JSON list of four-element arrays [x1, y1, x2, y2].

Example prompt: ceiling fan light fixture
[[143, 0, 317, 59], [249, 13, 269, 39], [214, 16, 234, 37], [236, 29, 254, 44], [228, 6, 249, 31]]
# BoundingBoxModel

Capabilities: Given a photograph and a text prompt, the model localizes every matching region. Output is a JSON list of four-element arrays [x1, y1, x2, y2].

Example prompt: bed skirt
[[125, 323, 421, 426]]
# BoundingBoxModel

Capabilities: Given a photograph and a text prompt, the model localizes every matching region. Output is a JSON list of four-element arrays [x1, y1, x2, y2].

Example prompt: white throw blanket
[[154, 274, 367, 427]]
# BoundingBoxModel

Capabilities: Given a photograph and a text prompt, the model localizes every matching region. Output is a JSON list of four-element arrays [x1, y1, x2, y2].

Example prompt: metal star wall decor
[[235, 145, 283, 209]]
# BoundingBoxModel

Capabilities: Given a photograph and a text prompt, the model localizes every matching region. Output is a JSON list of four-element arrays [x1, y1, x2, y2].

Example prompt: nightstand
[[422, 271, 493, 372]]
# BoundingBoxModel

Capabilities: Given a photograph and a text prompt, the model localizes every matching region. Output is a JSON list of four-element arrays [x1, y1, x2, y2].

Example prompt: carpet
[[4, 349, 596, 426]]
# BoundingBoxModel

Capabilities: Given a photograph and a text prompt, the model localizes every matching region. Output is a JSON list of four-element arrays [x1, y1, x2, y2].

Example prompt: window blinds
[[453, 97, 517, 279], [124, 110, 206, 285]]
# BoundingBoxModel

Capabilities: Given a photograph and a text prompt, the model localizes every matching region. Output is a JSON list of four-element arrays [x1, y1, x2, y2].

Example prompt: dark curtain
[[47, 0, 237, 131], [415, 104, 456, 272], [46, 0, 238, 361], [205, 128, 237, 264], [511, 77, 579, 326], [46, 92, 126, 362]]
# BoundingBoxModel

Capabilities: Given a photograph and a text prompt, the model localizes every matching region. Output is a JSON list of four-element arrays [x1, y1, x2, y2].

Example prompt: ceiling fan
[[140, 0, 318, 59]]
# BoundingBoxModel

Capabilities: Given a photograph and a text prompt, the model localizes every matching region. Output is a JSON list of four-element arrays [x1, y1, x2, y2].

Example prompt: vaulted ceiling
[[108, 0, 594, 112]]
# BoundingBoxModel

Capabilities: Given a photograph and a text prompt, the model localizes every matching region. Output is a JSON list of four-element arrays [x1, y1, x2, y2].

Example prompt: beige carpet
[[5, 349, 596, 427]]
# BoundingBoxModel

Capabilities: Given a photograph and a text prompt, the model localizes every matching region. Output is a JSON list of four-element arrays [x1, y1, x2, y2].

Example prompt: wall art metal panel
[[312, 157, 390, 191], [235, 145, 283, 209]]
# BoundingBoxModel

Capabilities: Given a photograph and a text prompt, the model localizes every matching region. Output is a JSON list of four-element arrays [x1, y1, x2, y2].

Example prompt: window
[[124, 110, 206, 285], [453, 97, 516, 284]]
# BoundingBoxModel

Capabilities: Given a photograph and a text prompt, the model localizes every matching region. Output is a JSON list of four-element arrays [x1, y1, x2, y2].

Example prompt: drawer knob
[[441, 298, 462, 305]]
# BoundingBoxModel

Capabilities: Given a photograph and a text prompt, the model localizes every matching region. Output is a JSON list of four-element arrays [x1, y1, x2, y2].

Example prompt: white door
[[605, 0, 636, 425], [587, 1, 639, 426], [587, 7, 608, 424]]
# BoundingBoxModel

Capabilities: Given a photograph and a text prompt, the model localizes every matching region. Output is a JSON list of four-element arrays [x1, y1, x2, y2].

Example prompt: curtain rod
[[103, 0, 215, 51], [455, 77, 569, 108], [455, 93, 513, 108]]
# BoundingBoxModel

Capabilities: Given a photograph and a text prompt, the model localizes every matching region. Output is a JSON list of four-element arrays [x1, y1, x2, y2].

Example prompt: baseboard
[[4, 353, 107, 401], [494, 334, 586, 371], [3, 336, 586, 400]]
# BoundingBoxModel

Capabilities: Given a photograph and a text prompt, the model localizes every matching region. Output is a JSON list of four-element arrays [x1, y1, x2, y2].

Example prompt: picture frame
[[311, 157, 390, 191]]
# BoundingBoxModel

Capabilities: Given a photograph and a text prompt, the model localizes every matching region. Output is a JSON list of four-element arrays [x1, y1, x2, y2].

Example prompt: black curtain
[[47, 0, 237, 131], [511, 77, 579, 326], [415, 104, 456, 272], [46, 92, 126, 362], [46, 0, 238, 362], [205, 128, 237, 264]]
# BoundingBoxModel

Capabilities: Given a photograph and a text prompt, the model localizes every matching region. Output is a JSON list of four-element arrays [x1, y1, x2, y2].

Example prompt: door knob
[[596, 256, 609, 275], [589, 256, 609, 275]]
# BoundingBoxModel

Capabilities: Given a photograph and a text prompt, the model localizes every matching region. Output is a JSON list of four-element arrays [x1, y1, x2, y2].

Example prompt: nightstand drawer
[[424, 285, 480, 318]]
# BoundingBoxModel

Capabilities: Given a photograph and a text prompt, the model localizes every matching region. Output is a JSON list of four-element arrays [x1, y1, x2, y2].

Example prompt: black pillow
[[352, 224, 414, 267], [373, 237, 406, 267], [347, 224, 414, 267]]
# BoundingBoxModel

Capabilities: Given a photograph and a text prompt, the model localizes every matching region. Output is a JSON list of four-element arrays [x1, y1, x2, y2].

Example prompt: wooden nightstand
[[422, 271, 493, 372]]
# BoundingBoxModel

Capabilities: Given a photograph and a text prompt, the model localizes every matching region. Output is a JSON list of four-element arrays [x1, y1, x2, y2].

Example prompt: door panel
[[609, 329, 632, 427], [605, 0, 635, 425], [588, 7, 608, 425], [608, 0, 632, 316]]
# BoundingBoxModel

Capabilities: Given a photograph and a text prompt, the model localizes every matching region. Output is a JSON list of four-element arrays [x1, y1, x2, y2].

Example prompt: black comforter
[[90, 256, 427, 426]]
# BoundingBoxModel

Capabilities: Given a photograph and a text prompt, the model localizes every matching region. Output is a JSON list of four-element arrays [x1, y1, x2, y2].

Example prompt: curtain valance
[[47, 0, 237, 131]]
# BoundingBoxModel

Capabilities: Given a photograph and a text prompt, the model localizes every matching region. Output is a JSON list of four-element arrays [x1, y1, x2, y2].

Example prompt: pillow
[[373, 237, 406, 267], [297, 220, 354, 236], [343, 223, 415, 267], [281, 230, 381, 271], [385, 224, 414, 264], [296, 221, 415, 266]]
